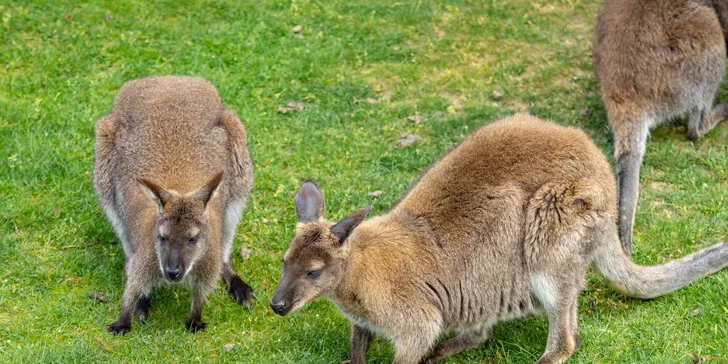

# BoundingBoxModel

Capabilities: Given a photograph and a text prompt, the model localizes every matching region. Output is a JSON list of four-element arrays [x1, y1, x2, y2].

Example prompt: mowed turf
[[1, 0, 727, 362]]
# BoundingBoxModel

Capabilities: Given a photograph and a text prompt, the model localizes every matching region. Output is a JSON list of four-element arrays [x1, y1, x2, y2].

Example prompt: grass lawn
[[1, 0, 727, 362]]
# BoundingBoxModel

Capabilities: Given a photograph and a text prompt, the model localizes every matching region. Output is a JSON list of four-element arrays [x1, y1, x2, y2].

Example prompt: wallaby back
[[272, 114, 728, 364]]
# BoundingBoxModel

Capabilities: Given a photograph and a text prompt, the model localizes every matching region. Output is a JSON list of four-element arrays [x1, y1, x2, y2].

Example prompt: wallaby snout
[[269, 287, 292, 316], [159, 243, 188, 282]]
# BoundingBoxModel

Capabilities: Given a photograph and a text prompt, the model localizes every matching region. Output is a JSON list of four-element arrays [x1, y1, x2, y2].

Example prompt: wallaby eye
[[189, 236, 198, 244], [158, 235, 167, 243], [307, 269, 322, 279]]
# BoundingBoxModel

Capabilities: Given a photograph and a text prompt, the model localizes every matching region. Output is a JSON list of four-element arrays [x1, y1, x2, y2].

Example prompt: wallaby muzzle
[[270, 278, 295, 316], [162, 248, 185, 282]]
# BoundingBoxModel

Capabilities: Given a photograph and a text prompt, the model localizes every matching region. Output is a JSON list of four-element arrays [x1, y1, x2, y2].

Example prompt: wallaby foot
[[134, 295, 152, 323], [422, 326, 493, 363], [223, 263, 255, 311], [185, 314, 207, 333], [107, 317, 132, 335]]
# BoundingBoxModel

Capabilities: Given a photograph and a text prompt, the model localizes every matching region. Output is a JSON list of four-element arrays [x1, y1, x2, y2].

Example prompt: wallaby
[[93, 76, 255, 334], [592, 0, 728, 257], [270, 114, 728, 364]]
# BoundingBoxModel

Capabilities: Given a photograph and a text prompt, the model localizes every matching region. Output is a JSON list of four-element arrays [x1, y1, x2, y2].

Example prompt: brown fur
[[593, 0, 728, 256], [93, 76, 254, 334], [271, 114, 728, 364]]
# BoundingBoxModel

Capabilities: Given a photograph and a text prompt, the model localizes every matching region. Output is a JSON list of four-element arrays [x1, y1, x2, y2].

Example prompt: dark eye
[[307, 269, 322, 279], [158, 235, 167, 243], [189, 236, 198, 244]]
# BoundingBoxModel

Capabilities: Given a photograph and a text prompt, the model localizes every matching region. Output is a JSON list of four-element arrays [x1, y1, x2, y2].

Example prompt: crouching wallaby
[[593, 0, 728, 256], [271, 114, 728, 364], [94, 76, 255, 334]]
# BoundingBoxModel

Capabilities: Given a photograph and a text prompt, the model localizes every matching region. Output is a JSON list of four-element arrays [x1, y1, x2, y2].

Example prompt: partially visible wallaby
[[593, 0, 728, 256], [270, 114, 728, 364], [94, 76, 255, 334]]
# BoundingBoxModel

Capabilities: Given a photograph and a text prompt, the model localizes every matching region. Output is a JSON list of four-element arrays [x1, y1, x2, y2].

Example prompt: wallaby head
[[270, 180, 371, 316], [137, 172, 224, 282]]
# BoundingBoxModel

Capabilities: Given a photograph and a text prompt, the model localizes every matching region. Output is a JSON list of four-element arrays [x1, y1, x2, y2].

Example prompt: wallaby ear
[[192, 172, 224, 207], [295, 180, 325, 223], [331, 204, 372, 245], [137, 178, 174, 213]]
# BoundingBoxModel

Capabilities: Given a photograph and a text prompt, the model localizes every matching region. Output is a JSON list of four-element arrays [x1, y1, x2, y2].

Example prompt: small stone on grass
[[88, 291, 107, 302], [490, 90, 504, 100], [407, 115, 423, 124], [292, 25, 302, 33], [398, 134, 421, 147], [239, 246, 252, 261], [368, 190, 383, 198], [224, 343, 236, 352]]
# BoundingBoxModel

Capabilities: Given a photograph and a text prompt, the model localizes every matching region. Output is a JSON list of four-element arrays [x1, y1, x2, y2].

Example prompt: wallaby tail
[[593, 230, 728, 299]]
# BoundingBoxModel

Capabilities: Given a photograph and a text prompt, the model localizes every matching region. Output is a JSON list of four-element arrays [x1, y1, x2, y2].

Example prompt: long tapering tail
[[593, 228, 728, 299]]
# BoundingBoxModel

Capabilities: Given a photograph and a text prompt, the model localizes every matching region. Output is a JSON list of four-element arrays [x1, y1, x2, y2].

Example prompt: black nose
[[270, 300, 287, 315], [165, 267, 181, 281]]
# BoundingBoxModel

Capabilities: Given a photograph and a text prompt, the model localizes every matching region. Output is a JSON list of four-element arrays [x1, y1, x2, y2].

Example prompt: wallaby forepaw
[[228, 276, 255, 312], [185, 318, 207, 333], [135, 296, 152, 323], [107, 320, 131, 335]]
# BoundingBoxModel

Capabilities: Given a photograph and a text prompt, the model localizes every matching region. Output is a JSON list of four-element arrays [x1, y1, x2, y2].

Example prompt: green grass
[[1, 0, 727, 362]]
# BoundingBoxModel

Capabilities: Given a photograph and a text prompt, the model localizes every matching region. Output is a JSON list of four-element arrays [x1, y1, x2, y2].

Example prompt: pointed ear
[[137, 178, 174, 213], [295, 180, 325, 223], [331, 204, 372, 245], [192, 172, 224, 207]]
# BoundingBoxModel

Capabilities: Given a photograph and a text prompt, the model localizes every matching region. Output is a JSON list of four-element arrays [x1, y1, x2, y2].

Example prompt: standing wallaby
[[94, 76, 255, 334], [270, 114, 728, 364], [593, 0, 728, 256]]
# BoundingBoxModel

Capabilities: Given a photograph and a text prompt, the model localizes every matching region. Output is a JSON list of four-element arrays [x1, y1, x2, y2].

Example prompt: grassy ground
[[1, 0, 727, 362]]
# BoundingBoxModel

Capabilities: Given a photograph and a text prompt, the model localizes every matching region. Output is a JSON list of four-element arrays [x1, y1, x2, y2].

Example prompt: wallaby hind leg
[[532, 275, 581, 364], [688, 101, 728, 140], [391, 324, 439, 364], [422, 325, 493, 363], [614, 122, 649, 258]]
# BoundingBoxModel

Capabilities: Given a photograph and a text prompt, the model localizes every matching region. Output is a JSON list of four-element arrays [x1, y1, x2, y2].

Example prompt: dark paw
[[107, 320, 131, 335], [185, 318, 207, 333], [135, 296, 152, 323], [228, 276, 256, 312]]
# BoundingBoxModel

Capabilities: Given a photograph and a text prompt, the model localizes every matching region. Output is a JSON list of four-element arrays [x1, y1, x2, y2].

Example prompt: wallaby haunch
[[593, 0, 728, 256], [94, 76, 255, 334], [271, 114, 728, 364]]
